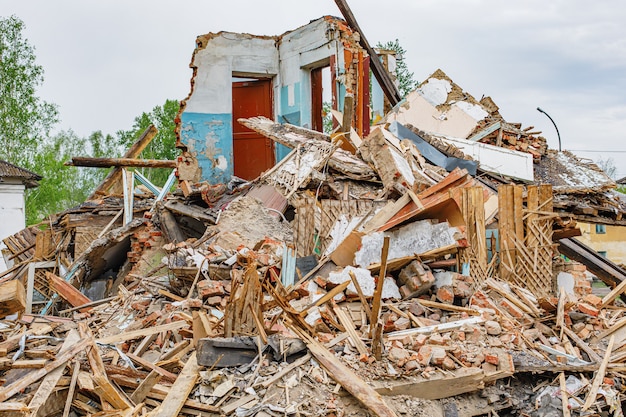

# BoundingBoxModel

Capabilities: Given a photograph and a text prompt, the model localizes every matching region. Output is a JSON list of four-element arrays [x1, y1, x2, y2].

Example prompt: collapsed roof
[[1, 7, 625, 417]]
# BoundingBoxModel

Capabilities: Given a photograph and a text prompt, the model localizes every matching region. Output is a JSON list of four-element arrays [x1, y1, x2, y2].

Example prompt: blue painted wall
[[179, 112, 233, 184], [276, 83, 302, 162]]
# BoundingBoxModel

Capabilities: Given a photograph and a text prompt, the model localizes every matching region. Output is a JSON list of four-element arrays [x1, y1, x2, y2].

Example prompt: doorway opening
[[232, 77, 274, 180]]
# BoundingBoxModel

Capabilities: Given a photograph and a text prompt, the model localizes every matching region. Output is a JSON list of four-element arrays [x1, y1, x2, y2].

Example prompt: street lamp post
[[537, 107, 561, 152]]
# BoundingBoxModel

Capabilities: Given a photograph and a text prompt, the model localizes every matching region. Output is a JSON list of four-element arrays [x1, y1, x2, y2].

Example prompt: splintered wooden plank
[[582, 335, 614, 411], [86, 337, 131, 410], [130, 370, 162, 404], [373, 367, 485, 400], [96, 320, 189, 345], [28, 330, 80, 415], [148, 352, 200, 417], [334, 306, 369, 358], [46, 272, 91, 309], [29, 330, 81, 415], [89, 124, 157, 199], [371, 236, 390, 361], [0, 338, 90, 402], [600, 277, 626, 308]]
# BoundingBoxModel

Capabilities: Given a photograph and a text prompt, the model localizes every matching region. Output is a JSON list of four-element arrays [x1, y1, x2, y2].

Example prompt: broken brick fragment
[[577, 302, 599, 317], [436, 286, 454, 304], [197, 279, 226, 298]]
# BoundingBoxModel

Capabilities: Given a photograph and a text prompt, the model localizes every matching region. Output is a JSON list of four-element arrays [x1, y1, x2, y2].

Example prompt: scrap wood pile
[[1, 121, 626, 417]]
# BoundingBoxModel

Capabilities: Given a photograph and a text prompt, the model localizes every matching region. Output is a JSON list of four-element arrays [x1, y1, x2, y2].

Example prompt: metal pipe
[[537, 107, 562, 151]]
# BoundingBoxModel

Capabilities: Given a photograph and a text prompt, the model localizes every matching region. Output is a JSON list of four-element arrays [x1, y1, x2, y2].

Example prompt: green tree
[[0, 15, 58, 168], [116, 99, 179, 185], [375, 39, 418, 98]]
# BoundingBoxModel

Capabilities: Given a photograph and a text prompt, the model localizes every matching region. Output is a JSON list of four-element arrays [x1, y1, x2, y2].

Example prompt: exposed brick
[[417, 345, 432, 366], [431, 347, 447, 366], [441, 356, 456, 371], [428, 334, 447, 346], [436, 286, 454, 304], [408, 300, 426, 317], [499, 299, 525, 319], [206, 296, 223, 306], [453, 280, 472, 299], [197, 280, 225, 298], [142, 311, 162, 326], [412, 334, 429, 349], [582, 294, 603, 308], [394, 317, 411, 331], [577, 302, 599, 317], [404, 360, 419, 371], [485, 353, 499, 365], [485, 320, 502, 336]]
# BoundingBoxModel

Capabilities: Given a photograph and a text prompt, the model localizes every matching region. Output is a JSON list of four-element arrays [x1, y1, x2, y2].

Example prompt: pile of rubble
[[0, 101, 626, 417]]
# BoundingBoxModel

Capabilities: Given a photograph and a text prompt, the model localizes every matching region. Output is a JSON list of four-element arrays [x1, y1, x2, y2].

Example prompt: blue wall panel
[[179, 112, 233, 184]]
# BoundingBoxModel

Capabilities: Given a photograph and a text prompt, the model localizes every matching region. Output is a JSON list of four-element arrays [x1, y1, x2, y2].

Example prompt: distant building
[[575, 222, 626, 266], [0, 160, 41, 271]]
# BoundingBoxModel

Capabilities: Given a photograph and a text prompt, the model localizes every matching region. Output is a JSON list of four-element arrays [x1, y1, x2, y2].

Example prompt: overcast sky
[[4, 1, 626, 178]]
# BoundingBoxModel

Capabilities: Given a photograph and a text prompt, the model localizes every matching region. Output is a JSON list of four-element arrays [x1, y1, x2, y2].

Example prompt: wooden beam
[[371, 236, 390, 360], [130, 370, 162, 404], [89, 124, 158, 199], [333, 0, 402, 106], [600, 277, 626, 308], [46, 272, 91, 310], [0, 279, 26, 317], [96, 320, 189, 345], [582, 335, 614, 411], [67, 157, 176, 169], [126, 352, 178, 383], [28, 330, 81, 415], [62, 360, 81, 417], [0, 338, 90, 402], [148, 352, 200, 417]]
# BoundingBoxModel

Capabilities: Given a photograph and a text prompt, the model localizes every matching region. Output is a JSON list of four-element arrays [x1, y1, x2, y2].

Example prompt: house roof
[[0, 160, 42, 188]]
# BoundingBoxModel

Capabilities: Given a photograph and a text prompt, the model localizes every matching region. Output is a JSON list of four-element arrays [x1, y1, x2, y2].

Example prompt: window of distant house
[[596, 224, 607, 234], [598, 251, 607, 257]]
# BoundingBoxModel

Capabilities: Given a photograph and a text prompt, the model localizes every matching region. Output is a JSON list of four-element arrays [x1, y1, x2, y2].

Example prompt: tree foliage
[[116, 99, 179, 185], [375, 39, 418, 98], [0, 15, 58, 168]]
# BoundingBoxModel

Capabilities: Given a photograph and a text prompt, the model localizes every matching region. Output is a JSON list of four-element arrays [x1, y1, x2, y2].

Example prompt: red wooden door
[[232, 79, 274, 180]]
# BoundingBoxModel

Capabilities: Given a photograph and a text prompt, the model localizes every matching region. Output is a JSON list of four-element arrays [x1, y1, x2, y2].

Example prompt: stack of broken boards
[[1, 268, 626, 416], [0, 117, 625, 416]]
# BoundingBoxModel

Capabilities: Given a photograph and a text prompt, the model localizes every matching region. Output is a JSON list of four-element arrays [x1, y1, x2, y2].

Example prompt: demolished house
[[2, 6, 626, 417]]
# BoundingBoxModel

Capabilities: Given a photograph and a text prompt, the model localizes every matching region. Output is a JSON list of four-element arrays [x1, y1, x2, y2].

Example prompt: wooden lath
[[318, 199, 383, 256], [459, 187, 488, 286], [498, 184, 554, 297]]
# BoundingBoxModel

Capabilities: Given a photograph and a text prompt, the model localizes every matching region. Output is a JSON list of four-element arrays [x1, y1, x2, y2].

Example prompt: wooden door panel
[[233, 79, 274, 180]]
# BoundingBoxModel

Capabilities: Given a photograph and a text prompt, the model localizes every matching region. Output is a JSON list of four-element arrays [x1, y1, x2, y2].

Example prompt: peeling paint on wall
[[180, 112, 233, 184]]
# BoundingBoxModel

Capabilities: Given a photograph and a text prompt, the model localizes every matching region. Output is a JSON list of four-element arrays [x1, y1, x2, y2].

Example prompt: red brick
[[436, 286, 454, 304], [485, 353, 499, 365], [412, 334, 429, 349], [431, 347, 447, 366], [441, 357, 456, 371], [206, 296, 222, 306], [142, 311, 162, 326], [582, 294, 603, 308], [577, 302, 599, 317], [428, 334, 447, 346], [417, 345, 432, 366], [499, 299, 525, 319], [197, 280, 225, 298]]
